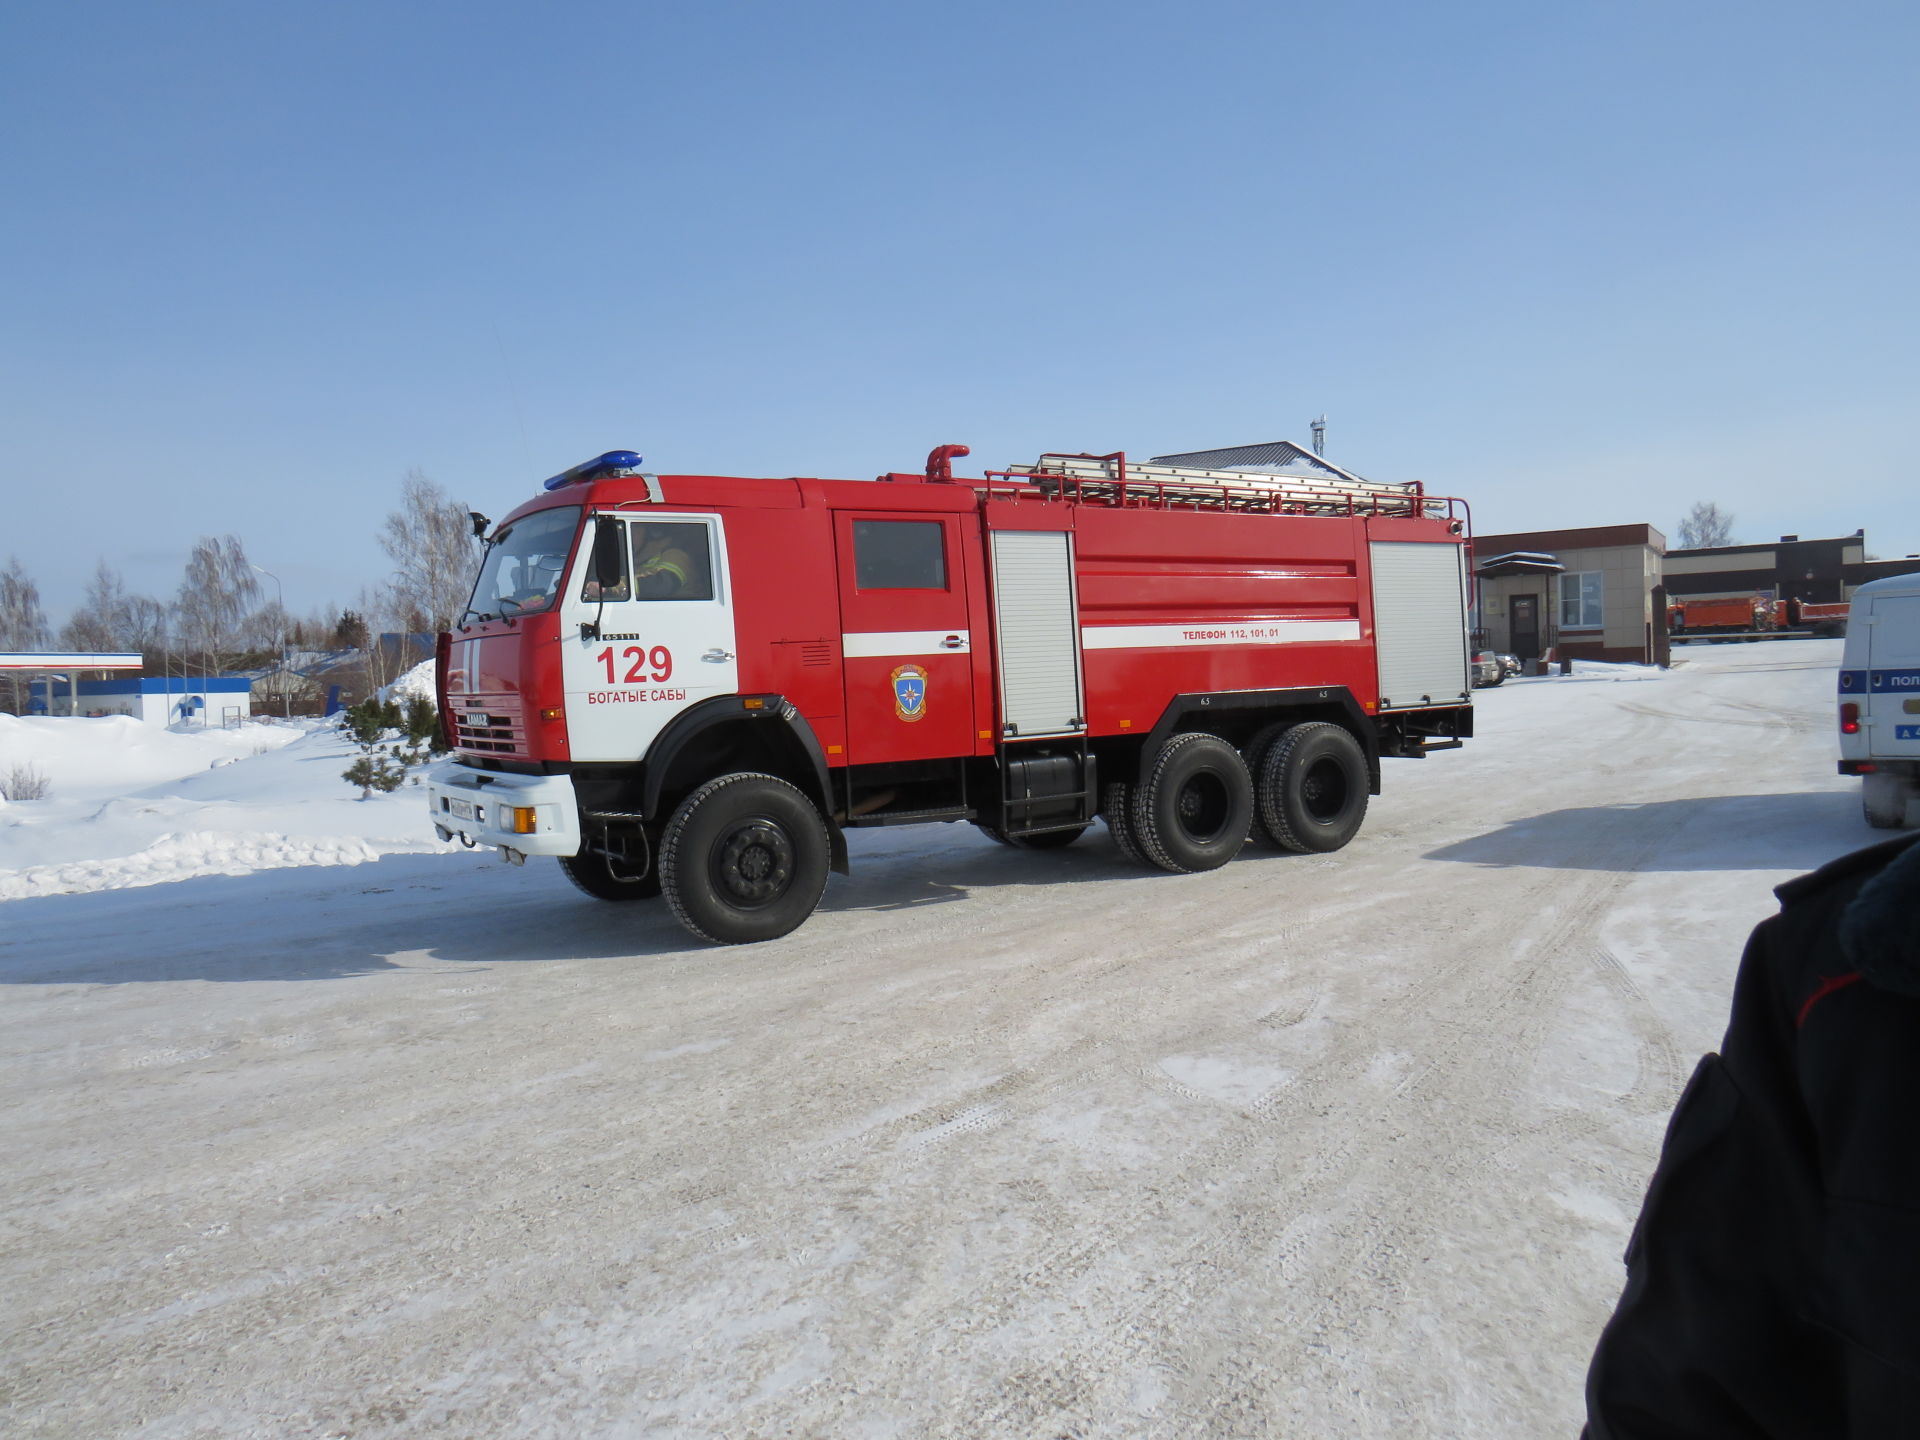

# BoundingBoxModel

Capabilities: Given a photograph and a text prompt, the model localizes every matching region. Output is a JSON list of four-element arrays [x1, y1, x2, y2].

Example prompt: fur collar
[[1841, 835, 1920, 996]]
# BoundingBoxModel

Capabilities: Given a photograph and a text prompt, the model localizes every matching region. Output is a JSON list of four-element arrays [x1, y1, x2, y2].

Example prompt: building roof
[[1474, 551, 1566, 578], [0, 651, 143, 671], [1146, 440, 1372, 487], [1665, 531, 1864, 558], [50, 676, 253, 695], [1473, 523, 1664, 555]]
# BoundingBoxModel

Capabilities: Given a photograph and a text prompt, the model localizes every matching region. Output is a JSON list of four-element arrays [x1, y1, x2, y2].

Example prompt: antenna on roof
[[1310, 415, 1327, 457]]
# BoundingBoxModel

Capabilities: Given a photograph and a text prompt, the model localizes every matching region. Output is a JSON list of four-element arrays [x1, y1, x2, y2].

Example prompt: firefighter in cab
[[633, 525, 695, 598]]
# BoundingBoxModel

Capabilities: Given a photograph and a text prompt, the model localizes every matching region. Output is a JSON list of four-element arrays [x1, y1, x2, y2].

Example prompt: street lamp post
[[251, 564, 290, 718]]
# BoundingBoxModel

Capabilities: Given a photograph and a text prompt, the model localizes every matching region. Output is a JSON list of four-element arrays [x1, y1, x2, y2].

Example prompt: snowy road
[[0, 641, 1874, 1438]]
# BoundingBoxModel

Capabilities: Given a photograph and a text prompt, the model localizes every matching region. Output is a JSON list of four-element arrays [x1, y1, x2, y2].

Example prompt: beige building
[[1471, 524, 1667, 665]]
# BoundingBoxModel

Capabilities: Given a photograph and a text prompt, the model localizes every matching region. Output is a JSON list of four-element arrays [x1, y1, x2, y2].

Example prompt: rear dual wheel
[[1863, 773, 1915, 830], [1102, 778, 1146, 864], [1132, 733, 1253, 874], [659, 773, 831, 944], [976, 823, 1087, 850], [1255, 721, 1368, 853]]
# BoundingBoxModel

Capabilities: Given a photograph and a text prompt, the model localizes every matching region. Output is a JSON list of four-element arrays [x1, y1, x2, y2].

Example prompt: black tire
[[1132, 733, 1253, 874], [1257, 721, 1368, 854], [658, 773, 831, 944], [974, 822, 1086, 849], [1863, 774, 1912, 830], [1102, 778, 1146, 865], [1241, 723, 1295, 847], [558, 848, 660, 901]]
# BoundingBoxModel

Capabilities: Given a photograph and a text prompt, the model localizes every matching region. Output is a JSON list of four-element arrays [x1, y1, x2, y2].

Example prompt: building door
[[1510, 594, 1541, 660]]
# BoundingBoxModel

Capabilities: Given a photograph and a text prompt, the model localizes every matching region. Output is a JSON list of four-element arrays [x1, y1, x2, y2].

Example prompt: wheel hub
[[1175, 773, 1230, 841], [1302, 758, 1348, 821], [714, 819, 793, 906]]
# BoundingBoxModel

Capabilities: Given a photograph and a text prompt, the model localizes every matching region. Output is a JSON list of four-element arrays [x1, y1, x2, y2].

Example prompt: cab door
[[834, 511, 975, 765], [560, 513, 738, 762]]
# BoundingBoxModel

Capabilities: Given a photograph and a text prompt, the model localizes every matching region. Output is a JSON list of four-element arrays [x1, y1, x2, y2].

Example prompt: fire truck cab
[[426, 446, 1475, 944]]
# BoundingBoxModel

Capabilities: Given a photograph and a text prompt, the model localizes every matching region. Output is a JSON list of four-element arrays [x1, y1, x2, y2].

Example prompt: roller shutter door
[[1371, 541, 1470, 710], [990, 531, 1084, 738]]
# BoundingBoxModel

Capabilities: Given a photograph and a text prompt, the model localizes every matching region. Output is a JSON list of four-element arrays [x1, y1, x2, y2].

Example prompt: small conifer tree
[[338, 696, 435, 798]]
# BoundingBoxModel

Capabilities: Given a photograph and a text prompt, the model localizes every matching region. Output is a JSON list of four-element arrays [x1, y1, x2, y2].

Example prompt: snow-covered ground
[[0, 640, 1878, 1438], [0, 714, 452, 899]]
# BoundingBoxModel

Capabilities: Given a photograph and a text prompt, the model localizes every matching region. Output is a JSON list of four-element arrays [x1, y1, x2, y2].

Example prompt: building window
[[1560, 570, 1604, 629]]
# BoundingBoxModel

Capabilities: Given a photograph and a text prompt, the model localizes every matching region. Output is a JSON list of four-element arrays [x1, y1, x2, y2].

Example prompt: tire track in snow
[[917, 801, 1681, 1438]]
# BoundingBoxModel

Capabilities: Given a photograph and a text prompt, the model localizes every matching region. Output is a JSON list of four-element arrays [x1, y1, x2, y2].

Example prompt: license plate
[[1897, 725, 1920, 741], [449, 799, 481, 823]]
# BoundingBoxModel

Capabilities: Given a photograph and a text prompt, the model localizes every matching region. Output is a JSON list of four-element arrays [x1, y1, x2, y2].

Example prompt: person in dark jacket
[[1584, 831, 1920, 1438]]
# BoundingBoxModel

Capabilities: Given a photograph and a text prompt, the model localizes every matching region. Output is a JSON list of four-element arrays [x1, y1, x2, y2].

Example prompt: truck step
[[847, 805, 976, 828]]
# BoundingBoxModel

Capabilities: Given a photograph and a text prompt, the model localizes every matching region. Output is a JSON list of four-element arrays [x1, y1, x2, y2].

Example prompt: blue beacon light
[[541, 451, 644, 491]]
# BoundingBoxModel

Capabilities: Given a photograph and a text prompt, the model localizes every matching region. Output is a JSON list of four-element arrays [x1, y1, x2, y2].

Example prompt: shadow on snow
[[0, 821, 1334, 985], [1425, 790, 1874, 874]]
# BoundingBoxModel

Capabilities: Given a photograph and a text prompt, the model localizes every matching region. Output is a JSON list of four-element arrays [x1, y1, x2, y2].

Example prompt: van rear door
[[1867, 592, 1920, 754]]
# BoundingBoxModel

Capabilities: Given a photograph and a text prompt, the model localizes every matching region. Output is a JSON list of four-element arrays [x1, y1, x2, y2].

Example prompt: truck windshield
[[465, 506, 582, 621]]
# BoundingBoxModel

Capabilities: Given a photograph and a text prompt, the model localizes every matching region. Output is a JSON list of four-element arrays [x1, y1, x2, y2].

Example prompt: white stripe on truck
[[1081, 620, 1361, 650], [841, 630, 973, 658]]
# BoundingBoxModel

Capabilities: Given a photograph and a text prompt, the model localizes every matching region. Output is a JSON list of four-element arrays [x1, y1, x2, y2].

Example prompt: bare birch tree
[[1675, 502, 1735, 550], [120, 595, 170, 659], [380, 470, 482, 633], [59, 560, 129, 652], [173, 535, 261, 673], [0, 556, 50, 713]]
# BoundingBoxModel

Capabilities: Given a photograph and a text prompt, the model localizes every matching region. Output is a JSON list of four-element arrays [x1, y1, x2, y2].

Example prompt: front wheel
[[658, 774, 831, 944], [1257, 721, 1369, 853]]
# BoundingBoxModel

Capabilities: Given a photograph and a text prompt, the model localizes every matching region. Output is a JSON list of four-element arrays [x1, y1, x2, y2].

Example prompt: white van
[[1838, 572, 1920, 828]]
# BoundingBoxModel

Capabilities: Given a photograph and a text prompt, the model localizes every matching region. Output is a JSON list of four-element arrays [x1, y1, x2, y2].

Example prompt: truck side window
[[853, 521, 947, 590], [629, 521, 715, 601]]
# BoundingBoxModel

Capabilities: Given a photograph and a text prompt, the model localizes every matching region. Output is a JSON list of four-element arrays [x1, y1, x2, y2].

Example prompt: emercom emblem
[[890, 664, 928, 723]]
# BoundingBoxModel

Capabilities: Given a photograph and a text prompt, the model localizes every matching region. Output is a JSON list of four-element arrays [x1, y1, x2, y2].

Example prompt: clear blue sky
[[5, 0, 1915, 622]]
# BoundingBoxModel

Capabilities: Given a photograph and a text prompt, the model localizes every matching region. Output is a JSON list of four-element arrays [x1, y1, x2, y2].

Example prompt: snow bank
[[0, 716, 451, 900], [0, 713, 307, 802], [382, 659, 438, 704]]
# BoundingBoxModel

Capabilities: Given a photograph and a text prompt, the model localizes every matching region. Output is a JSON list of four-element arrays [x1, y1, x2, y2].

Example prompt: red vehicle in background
[[1669, 594, 1786, 638], [426, 446, 1475, 943]]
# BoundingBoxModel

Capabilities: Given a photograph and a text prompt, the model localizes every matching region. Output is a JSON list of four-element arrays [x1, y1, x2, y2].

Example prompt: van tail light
[[1840, 701, 1860, 735]]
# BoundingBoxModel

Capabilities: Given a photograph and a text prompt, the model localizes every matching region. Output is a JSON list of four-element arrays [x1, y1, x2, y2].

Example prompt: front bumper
[[425, 761, 582, 857]]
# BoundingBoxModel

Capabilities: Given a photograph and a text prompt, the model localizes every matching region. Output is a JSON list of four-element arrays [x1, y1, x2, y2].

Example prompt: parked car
[[1472, 651, 1505, 688]]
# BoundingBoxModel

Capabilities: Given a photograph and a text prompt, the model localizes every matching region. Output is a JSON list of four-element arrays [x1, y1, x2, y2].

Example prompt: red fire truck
[[426, 446, 1475, 944]]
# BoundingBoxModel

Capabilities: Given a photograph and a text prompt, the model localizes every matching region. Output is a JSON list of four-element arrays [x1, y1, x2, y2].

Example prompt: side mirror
[[469, 511, 491, 539], [591, 517, 625, 587]]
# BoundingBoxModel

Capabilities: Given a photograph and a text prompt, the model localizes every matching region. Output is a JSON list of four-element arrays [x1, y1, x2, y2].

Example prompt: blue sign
[[1897, 725, 1920, 741], [1839, 670, 1920, 693]]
